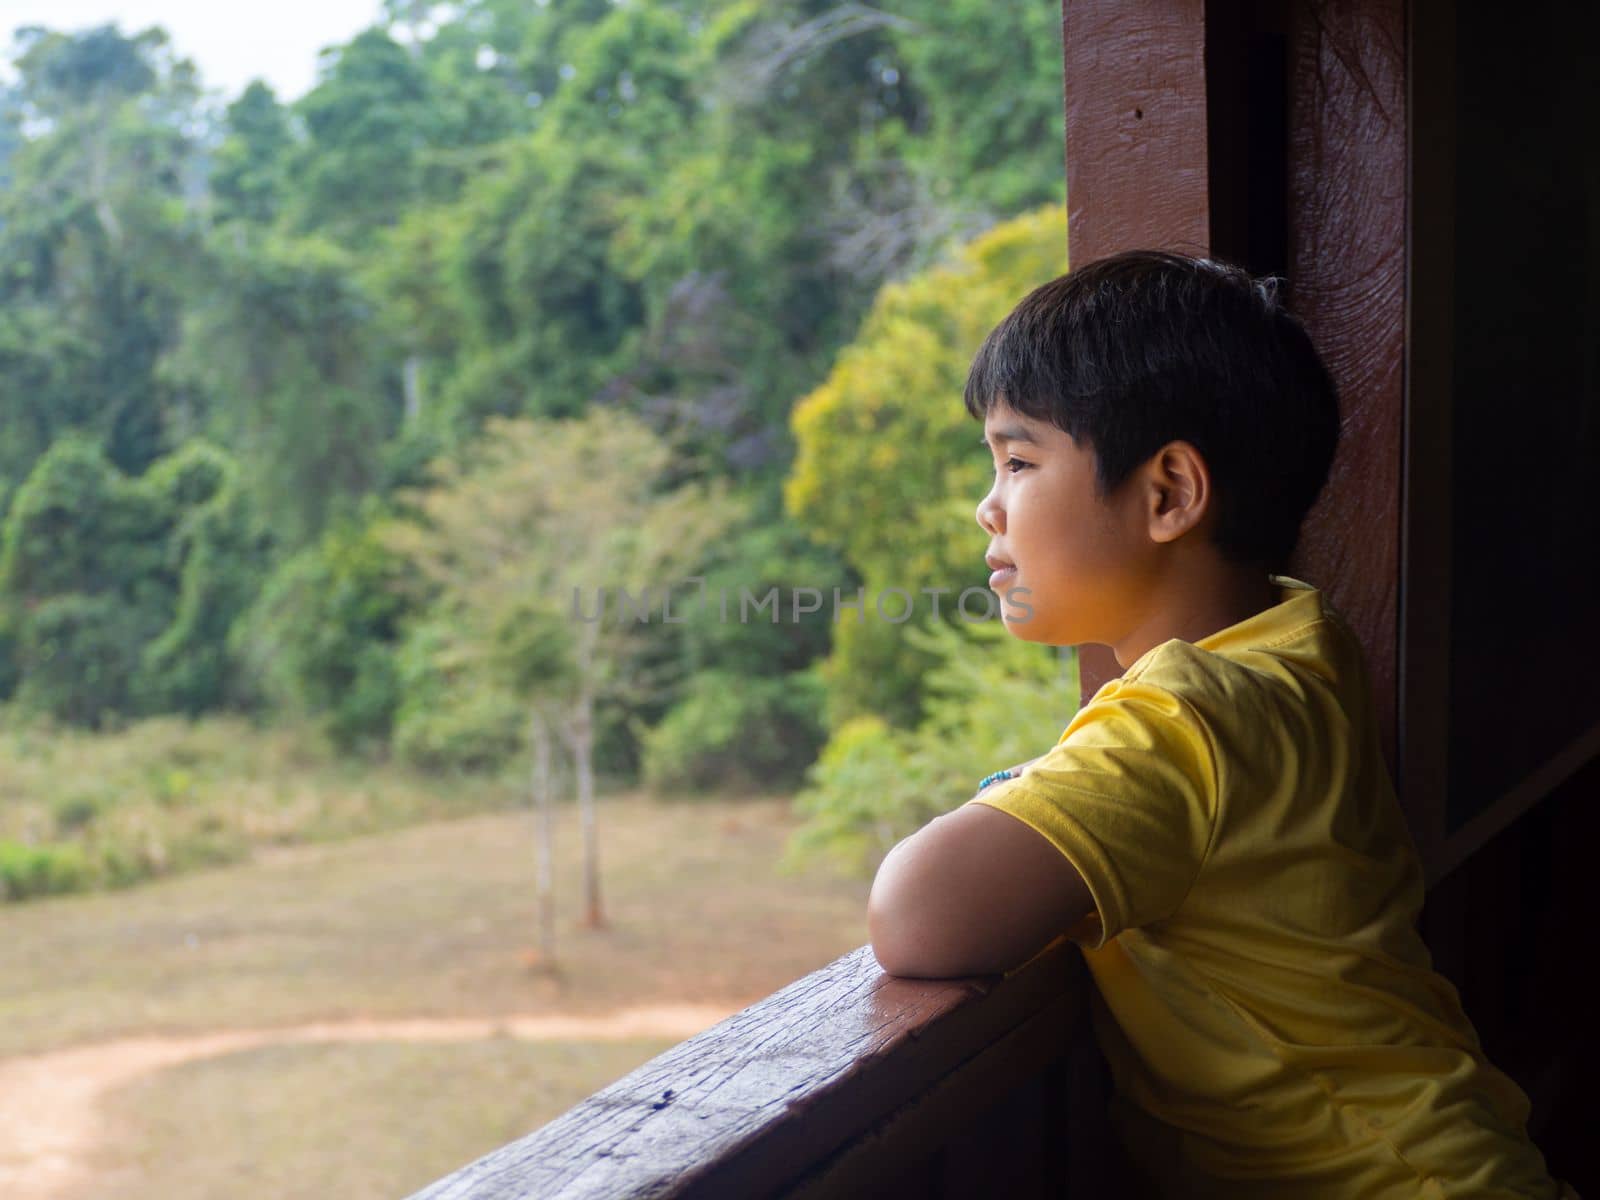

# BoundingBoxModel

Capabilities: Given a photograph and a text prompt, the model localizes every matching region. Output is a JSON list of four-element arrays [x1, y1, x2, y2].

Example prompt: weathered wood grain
[[1062, 0, 1210, 264], [406, 940, 1086, 1200], [1281, 0, 1406, 788]]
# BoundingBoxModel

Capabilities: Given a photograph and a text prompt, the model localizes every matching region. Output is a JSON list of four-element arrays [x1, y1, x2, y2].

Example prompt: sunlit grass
[[0, 793, 870, 1058], [0, 712, 525, 899], [84, 1037, 683, 1200]]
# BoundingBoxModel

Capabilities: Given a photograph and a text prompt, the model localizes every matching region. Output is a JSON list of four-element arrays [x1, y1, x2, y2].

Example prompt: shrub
[[0, 840, 91, 901], [392, 619, 524, 772], [50, 793, 101, 834], [782, 619, 1078, 878], [231, 516, 408, 749], [778, 714, 920, 876], [641, 669, 826, 796]]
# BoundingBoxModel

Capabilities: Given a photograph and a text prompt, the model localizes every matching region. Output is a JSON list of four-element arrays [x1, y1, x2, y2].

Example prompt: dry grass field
[[0, 789, 873, 1199]]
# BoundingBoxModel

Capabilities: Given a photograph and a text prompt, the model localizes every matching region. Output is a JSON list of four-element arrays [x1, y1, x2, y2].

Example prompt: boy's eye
[[1003, 457, 1031, 474]]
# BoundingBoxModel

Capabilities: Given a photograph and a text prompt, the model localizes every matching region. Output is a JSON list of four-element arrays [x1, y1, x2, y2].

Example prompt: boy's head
[[967, 250, 1341, 651]]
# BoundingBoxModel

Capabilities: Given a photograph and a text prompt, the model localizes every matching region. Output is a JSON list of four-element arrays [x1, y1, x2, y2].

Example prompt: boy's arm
[[867, 801, 1095, 979]]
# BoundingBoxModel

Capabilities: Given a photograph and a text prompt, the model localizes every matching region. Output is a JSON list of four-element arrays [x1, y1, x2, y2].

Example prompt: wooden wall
[[1065, 0, 1406, 791], [1060, 0, 1597, 1187]]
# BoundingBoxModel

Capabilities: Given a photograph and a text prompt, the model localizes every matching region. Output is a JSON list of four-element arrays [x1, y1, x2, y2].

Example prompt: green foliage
[[169, 230, 397, 550], [391, 617, 526, 772], [8, 24, 186, 118], [786, 205, 1068, 588], [232, 516, 410, 750], [887, 0, 1067, 216], [0, 2, 1074, 775], [0, 608, 19, 701], [50, 792, 102, 834], [0, 436, 268, 727], [0, 24, 203, 478], [666, 508, 843, 682], [784, 205, 1068, 729], [813, 605, 941, 732], [0, 713, 533, 903], [782, 619, 1078, 878], [210, 81, 293, 226], [379, 409, 742, 781], [776, 712, 912, 875], [12, 594, 153, 727], [0, 438, 167, 726], [0, 839, 91, 901], [289, 29, 436, 243], [641, 667, 826, 796], [140, 443, 275, 713]]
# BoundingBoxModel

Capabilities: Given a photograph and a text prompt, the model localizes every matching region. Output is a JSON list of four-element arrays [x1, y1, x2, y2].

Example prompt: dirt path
[[0, 1002, 746, 1200]]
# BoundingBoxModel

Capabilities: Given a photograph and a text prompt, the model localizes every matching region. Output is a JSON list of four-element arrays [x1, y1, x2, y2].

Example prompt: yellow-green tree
[[380, 409, 740, 952], [783, 203, 1069, 728]]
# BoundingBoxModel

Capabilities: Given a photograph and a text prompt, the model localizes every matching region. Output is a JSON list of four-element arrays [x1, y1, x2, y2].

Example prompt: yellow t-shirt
[[967, 575, 1560, 1199]]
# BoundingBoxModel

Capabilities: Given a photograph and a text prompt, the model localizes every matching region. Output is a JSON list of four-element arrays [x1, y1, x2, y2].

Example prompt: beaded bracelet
[[976, 768, 1016, 792]]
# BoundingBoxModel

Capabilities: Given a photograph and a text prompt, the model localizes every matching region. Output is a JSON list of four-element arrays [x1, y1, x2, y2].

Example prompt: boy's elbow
[[868, 892, 926, 977], [867, 880, 917, 976], [866, 851, 905, 972], [868, 840, 915, 975], [867, 834, 956, 978]]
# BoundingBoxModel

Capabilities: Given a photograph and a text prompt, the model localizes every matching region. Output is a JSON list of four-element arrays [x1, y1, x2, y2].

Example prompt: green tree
[[783, 617, 1076, 878], [0, 435, 263, 726], [288, 28, 435, 244], [138, 442, 274, 713], [380, 409, 742, 928], [0, 24, 203, 481], [785, 203, 1068, 727], [886, 0, 1067, 218], [210, 81, 294, 226], [232, 513, 411, 750], [168, 230, 399, 549]]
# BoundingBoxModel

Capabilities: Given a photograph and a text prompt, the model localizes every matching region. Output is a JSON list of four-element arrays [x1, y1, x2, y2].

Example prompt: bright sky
[[0, 0, 389, 103]]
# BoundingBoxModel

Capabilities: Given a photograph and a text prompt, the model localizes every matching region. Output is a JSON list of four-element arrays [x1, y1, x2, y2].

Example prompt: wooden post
[[1063, 1, 1408, 802]]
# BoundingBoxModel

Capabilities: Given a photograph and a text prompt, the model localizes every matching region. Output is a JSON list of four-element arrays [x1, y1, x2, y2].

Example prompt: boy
[[867, 251, 1574, 1198]]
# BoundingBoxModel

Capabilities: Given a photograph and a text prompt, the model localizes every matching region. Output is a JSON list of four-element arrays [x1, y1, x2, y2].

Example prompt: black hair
[[963, 249, 1341, 575]]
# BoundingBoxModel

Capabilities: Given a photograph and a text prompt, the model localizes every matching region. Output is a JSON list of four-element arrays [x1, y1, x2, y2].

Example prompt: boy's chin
[[999, 616, 1058, 645], [998, 609, 1076, 647]]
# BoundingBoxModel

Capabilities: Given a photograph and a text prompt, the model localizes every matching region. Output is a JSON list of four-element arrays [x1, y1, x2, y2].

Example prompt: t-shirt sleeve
[[964, 674, 1219, 949]]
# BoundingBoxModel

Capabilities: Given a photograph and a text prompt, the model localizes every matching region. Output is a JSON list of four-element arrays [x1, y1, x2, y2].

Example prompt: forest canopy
[[0, 2, 1075, 869]]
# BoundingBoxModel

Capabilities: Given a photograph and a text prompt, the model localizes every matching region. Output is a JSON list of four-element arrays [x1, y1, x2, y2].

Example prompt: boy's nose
[[976, 493, 1004, 535]]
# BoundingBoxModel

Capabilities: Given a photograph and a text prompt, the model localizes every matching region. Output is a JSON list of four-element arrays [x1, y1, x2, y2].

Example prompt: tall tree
[[785, 204, 1069, 728], [168, 230, 399, 549], [288, 28, 435, 245], [884, 0, 1067, 218], [0, 24, 203, 483], [379, 409, 741, 930], [210, 81, 294, 227], [0, 435, 265, 725]]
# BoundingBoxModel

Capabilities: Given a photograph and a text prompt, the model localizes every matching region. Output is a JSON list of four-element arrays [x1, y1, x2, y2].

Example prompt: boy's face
[[977, 400, 1158, 648]]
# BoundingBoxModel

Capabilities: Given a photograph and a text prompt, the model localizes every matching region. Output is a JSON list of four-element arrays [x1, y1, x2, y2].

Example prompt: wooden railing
[[406, 937, 1125, 1199]]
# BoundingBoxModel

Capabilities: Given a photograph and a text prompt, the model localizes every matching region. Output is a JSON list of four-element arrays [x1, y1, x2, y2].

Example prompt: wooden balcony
[[406, 936, 1132, 1199]]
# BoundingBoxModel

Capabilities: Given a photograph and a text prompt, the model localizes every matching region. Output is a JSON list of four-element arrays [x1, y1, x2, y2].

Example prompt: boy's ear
[[1144, 440, 1213, 545]]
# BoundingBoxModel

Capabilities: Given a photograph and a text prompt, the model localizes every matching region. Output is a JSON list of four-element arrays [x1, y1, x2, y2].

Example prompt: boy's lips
[[985, 552, 1017, 589], [989, 566, 1018, 589]]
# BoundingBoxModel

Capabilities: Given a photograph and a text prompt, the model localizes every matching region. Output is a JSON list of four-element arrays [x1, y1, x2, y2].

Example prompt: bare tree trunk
[[529, 707, 557, 967], [88, 117, 123, 246], [402, 353, 424, 426], [565, 692, 606, 929]]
